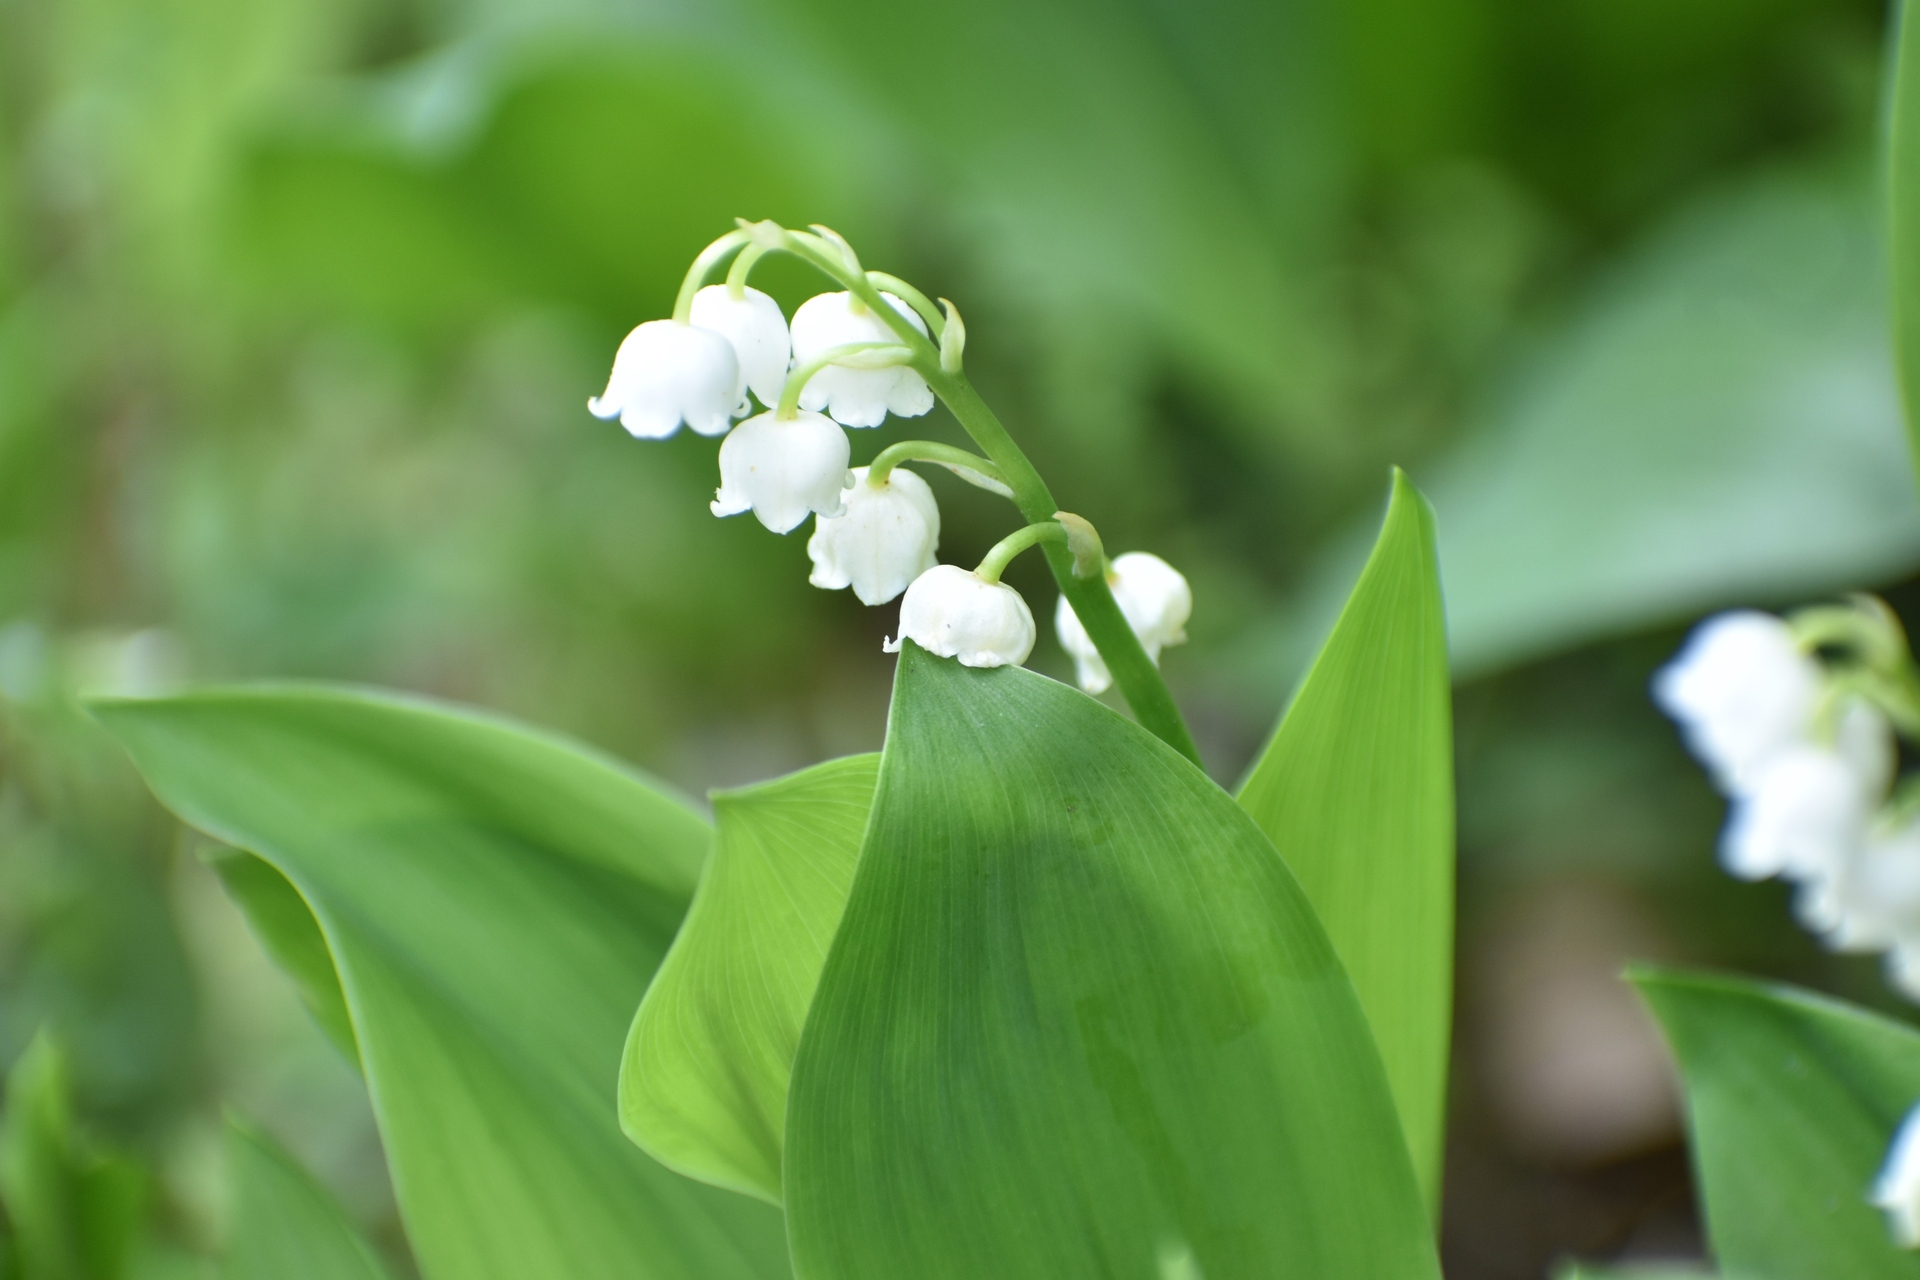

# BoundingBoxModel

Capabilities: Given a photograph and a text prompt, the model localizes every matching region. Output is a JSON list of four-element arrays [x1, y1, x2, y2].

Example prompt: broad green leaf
[[1632, 967, 1920, 1279], [93, 686, 792, 1280], [222, 1116, 388, 1280], [1235, 468, 1453, 1211], [785, 642, 1440, 1280], [620, 754, 878, 1206], [1893, 0, 1920, 466], [204, 851, 357, 1065], [0, 1033, 147, 1280], [1239, 165, 1920, 692]]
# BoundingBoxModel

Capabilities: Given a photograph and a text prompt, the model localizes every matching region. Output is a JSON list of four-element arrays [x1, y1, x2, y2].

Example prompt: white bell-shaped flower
[[1836, 697, 1898, 794], [883, 565, 1035, 669], [1803, 818, 1920, 951], [1054, 552, 1192, 695], [1875, 1103, 1920, 1247], [1653, 611, 1822, 794], [690, 285, 791, 410], [1719, 743, 1874, 882], [808, 466, 940, 606], [790, 291, 934, 428], [589, 319, 741, 438], [710, 411, 851, 535]]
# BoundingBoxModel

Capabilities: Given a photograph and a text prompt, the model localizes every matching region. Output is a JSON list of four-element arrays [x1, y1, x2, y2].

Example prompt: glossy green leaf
[[0, 1033, 147, 1280], [620, 754, 878, 1205], [785, 642, 1440, 1280], [222, 1116, 389, 1280], [1632, 967, 1920, 1279], [1235, 468, 1453, 1211], [1892, 0, 1920, 467], [93, 686, 792, 1280], [205, 851, 357, 1065]]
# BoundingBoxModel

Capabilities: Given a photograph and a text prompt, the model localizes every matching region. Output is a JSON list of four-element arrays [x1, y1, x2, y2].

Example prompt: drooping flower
[[1719, 742, 1878, 882], [690, 285, 791, 410], [589, 320, 741, 438], [1875, 1103, 1920, 1248], [790, 291, 933, 428], [1054, 551, 1193, 695], [1800, 816, 1920, 952], [710, 411, 851, 534], [808, 466, 940, 606], [884, 565, 1035, 668], [1652, 611, 1822, 795]]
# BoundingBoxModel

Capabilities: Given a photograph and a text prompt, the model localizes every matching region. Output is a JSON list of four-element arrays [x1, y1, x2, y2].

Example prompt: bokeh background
[[1, 0, 1914, 1275]]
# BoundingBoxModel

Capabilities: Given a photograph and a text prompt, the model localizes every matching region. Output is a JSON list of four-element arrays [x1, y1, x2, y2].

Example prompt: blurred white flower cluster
[[1656, 607, 1920, 995], [589, 231, 1190, 680]]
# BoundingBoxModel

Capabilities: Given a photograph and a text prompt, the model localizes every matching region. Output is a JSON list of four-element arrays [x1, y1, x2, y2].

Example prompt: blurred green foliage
[[0, 0, 1908, 1274]]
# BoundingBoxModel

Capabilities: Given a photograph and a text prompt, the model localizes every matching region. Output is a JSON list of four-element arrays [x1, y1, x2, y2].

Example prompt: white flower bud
[[690, 285, 791, 410], [710, 411, 851, 534], [1054, 552, 1192, 695], [808, 467, 940, 606], [1875, 1103, 1920, 1247], [790, 291, 933, 428], [884, 565, 1035, 669], [589, 319, 742, 439], [1653, 611, 1821, 795], [1719, 743, 1874, 882]]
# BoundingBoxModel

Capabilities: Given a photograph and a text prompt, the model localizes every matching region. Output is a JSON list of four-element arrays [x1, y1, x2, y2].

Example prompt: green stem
[[777, 342, 913, 419], [976, 522, 1070, 583], [671, 231, 749, 323], [867, 441, 1007, 491], [929, 369, 1201, 766], [766, 225, 1202, 766], [866, 272, 945, 335], [725, 243, 767, 299]]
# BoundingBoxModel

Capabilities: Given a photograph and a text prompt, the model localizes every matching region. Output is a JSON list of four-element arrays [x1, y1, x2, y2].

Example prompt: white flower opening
[[589, 319, 742, 439], [1055, 552, 1192, 695], [808, 466, 940, 606], [790, 291, 934, 428], [884, 564, 1035, 669], [690, 285, 792, 410], [710, 411, 852, 534]]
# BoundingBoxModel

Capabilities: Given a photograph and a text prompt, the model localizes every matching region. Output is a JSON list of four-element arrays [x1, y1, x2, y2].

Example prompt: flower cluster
[[589, 224, 1191, 681], [1656, 602, 1920, 1249], [1655, 605, 1920, 992]]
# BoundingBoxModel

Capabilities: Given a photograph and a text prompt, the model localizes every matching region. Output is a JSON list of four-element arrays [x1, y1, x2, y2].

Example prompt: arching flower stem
[[671, 230, 750, 323], [1794, 597, 1920, 736], [777, 342, 914, 420], [725, 243, 768, 299], [975, 522, 1071, 585], [865, 272, 946, 336], [762, 224, 1203, 766], [866, 441, 1008, 495]]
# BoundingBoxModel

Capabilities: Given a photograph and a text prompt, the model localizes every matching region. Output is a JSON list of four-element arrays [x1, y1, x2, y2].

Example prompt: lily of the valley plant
[[85, 216, 1461, 1280], [588, 220, 1197, 739], [86, 215, 1920, 1280]]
